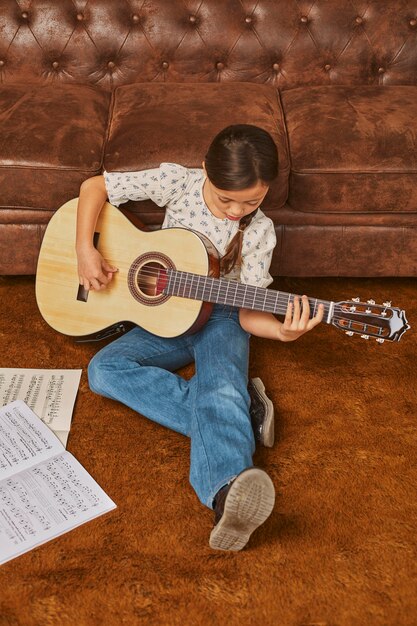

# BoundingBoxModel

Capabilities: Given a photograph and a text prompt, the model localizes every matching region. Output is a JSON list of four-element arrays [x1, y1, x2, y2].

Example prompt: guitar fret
[[169, 270, 177, 295], [231, 281, 239, 307], [208, 277, 214, 302], [189, 273, 195, 299], [177, 271, 184, 297], [241, 284, 248, 307], [224, 281, 230, 302], [251, 287, 257, 308], [191, 273, 197, 299], [197, 275, 205, 301], [166, 271, 334, 322], [214, 278, 220, 303], [203, 276, 211, 301], [200, 275, 209, 301], [262, 289, 268, 312]]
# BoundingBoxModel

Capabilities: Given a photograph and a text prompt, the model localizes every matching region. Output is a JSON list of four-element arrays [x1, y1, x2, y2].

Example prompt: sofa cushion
[[0, 84, 110, 211], [104, 82, 290, 224], [281, 85, 417, 214]]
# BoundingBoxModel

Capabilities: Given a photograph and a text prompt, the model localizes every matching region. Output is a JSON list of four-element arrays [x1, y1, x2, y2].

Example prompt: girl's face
[[202, 164, 269, 222]]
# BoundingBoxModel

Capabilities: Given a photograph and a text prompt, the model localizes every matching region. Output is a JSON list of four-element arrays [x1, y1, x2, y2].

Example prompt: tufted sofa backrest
[[0, 0, 416, 90]]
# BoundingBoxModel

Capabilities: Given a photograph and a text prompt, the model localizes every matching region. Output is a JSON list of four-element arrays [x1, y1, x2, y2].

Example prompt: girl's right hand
[[77, 247, 118, 291]]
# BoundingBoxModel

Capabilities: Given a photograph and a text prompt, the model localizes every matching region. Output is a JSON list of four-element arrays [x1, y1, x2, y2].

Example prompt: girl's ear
[[202, 161, 206, 173]]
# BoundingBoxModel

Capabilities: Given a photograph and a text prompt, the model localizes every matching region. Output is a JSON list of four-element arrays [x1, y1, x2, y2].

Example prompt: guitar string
[[133, 266, 386, 315], [134, 266, 333, 311], [131, 267, 388, 330]]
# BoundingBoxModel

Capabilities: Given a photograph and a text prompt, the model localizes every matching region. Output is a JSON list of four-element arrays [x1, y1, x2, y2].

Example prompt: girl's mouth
[[226, 215, 241, 221]]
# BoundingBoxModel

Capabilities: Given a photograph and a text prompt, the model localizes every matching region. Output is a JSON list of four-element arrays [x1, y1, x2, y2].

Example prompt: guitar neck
[[165, 270, 334, 324]]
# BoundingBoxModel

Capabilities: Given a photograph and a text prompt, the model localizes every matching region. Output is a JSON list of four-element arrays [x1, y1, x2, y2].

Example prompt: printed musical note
[[0, 369, 82, 447], [0, 402, 116, 565]]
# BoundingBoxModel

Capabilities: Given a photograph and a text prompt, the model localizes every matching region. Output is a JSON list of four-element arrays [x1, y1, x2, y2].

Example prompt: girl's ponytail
[[221, 212, 255, 276]]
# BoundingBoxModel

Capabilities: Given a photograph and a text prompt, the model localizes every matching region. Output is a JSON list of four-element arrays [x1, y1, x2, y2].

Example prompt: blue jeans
[[88, 305, 255, 509]]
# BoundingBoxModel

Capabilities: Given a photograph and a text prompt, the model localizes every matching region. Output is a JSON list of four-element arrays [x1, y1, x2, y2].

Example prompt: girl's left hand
[[277, 295, 324, 342]]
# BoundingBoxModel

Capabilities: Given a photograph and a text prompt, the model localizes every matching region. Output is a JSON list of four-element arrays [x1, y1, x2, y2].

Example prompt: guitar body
[[36, 199, 218, 338]]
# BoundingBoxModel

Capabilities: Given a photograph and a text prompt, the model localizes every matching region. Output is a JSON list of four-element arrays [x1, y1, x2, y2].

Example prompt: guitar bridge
[[77, 284, 89, 302], [76, 231, 100, 302]]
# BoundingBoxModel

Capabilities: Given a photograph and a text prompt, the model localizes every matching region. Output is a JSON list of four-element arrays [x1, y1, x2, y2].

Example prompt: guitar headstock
[[332, 298, 410, 343]]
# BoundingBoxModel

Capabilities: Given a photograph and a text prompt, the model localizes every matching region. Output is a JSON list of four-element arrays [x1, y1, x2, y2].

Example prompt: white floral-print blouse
[[103, 163, 276, 288]]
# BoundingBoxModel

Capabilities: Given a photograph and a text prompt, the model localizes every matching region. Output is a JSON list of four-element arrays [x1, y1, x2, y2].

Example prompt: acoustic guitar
[[36, 198, 410, 343]]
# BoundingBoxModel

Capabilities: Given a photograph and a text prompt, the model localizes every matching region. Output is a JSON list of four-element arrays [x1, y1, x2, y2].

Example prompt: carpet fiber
[[0, 275, 416, 626]]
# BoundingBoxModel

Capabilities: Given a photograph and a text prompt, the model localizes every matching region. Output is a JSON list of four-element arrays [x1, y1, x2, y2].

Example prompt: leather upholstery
[[281, 85, 417, 213], [1, 0, 416, 89], [104, 83, 290, 210], [0, 84, 110, 210], [1, 0, 417, 276]]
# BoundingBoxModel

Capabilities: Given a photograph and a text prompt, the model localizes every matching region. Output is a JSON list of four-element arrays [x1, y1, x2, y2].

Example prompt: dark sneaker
[[248, 377, 275, 448], [209, 468, 275, 551]]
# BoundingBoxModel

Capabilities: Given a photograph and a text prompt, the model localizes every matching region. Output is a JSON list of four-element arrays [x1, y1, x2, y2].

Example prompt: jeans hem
[[206, 474, 238, 510]]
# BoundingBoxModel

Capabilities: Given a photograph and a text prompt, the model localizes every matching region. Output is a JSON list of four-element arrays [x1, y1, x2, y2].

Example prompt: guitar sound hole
[[137, 262, 166, 296], [128, 252, 173, 306]]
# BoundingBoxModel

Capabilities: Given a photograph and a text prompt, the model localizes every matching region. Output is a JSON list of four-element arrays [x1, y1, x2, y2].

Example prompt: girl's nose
[[229, 204, 244, 216]]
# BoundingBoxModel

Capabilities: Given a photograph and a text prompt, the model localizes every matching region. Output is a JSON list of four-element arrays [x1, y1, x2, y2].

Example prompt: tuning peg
[[361, 334, 370, 340], [365, 308, 372, 314], [352, 297, 360, 302], [376, 338, 385, 344], [383, 301, 392, 307], [367, 299, 376, 305], [345, 331, 354, 336]]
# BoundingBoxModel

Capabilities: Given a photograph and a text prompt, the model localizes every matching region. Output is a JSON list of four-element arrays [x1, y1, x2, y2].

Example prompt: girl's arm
[[239, 295, 324, 341], [76, 175, 118, 291]]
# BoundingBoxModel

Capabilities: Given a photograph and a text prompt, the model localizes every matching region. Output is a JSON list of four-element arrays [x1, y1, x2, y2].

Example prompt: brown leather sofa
[[1, 0, 416, 277]]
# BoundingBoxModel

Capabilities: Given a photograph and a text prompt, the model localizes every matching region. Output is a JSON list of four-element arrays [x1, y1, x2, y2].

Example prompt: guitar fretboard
[[164, 270, 334, 323]]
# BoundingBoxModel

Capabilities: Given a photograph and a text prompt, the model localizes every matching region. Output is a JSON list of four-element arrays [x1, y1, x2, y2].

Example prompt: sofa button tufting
[[21, 12, 28, 19], [132, 14, 140, 23], [162, 61, 169, 69], [189, 15, 196, 23], [76, 13, 84, 21], [216, 62, 224, 70], [245, 16, 252, 24], [378, 67, 385, 74], [324, 64, 331, 71], [107, 61, 115, 69], [410, 18, 417, 26], [272, 63, 280, 71], [300, 15, 308, 23], [52, 61, 59, 69], [355, 16, 363, 24]]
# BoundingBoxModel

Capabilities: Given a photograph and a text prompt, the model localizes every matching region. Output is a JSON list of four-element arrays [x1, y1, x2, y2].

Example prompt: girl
[[76, 124, 323, 551]]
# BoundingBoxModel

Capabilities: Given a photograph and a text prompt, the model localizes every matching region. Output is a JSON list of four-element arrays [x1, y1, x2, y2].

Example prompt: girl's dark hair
[[204, 124, 278, 275]]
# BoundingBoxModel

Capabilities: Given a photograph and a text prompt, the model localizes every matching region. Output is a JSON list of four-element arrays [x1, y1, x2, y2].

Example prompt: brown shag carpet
[[0, 275, 416, 626]]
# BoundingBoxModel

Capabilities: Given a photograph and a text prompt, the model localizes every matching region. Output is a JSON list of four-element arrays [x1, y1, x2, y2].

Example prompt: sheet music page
[[0, 451, 116, 565], [0, 400, 63, 481], [0, 369, 82, 446]]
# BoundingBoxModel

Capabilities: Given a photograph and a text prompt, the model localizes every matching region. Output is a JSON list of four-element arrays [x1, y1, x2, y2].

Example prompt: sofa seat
[[281, 86, 417, 214], [103, 82, 290, 222], [0, 84, 110, 211]]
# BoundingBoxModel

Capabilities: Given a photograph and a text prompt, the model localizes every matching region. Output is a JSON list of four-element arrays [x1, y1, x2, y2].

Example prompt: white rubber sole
[[209, 468, 276, 551], [251, 377, 275, 448]]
